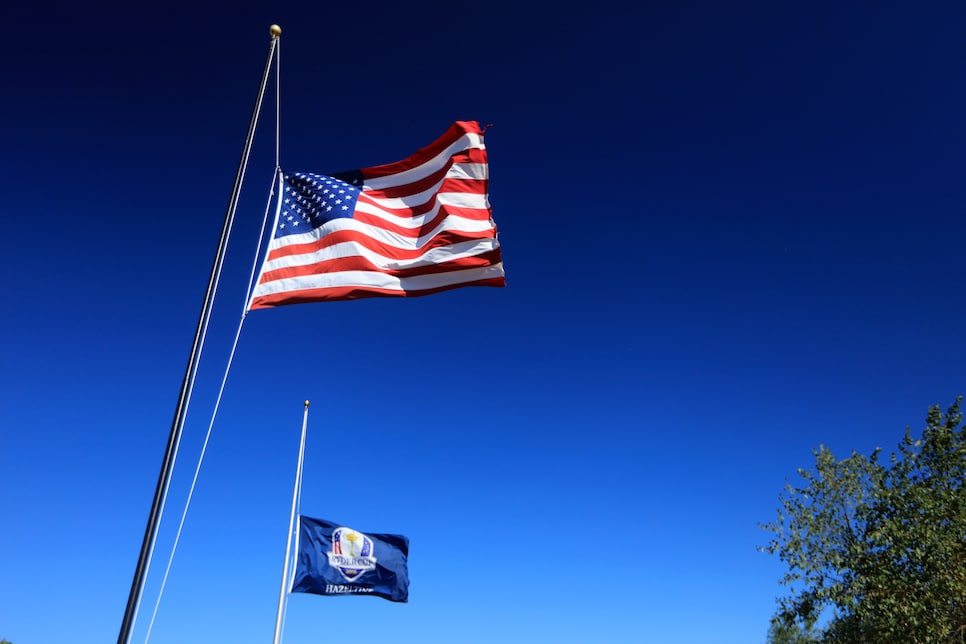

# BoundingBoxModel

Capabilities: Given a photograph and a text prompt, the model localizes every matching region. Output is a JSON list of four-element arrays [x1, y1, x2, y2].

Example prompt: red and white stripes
[[249, 121, 505, 308]]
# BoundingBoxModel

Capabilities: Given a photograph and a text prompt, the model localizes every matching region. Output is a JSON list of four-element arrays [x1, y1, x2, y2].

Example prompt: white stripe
[[361, 132, 484, 191], [360, 167, 485, 210], [355, 192, 490, 228], [267, 214, 497, 253], [252, 263, 505, 297], [260, 237, 501, 273], [445, 162, 487, 181]]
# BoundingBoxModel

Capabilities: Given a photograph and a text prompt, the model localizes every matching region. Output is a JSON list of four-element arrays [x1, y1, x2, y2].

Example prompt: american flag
[[248, 121, 505, 309]]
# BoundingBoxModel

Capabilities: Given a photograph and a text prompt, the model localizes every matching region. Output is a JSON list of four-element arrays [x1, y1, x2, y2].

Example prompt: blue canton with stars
[[276, 172, 363, 238]]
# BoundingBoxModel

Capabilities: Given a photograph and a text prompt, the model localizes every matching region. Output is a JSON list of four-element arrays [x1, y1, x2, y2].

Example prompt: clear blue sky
[[3, 2, 965, 643]]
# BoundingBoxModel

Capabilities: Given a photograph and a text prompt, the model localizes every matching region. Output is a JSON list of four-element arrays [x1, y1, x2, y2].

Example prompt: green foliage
[[766, 618, 821, 643], [761, 398, 966, 643]]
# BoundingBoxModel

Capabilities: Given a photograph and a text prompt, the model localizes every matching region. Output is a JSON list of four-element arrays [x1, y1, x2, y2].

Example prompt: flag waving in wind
[[248, 121, 505, 309], [291, 515, 410, 603]]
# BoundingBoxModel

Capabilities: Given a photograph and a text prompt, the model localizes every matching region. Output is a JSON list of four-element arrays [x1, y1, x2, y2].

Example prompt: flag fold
[[291, 515, 410, 603]]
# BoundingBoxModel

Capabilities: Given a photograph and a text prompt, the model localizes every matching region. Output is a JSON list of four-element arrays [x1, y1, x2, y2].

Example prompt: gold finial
[[270, 25, 282, 38], [304, 400, 310, 407]]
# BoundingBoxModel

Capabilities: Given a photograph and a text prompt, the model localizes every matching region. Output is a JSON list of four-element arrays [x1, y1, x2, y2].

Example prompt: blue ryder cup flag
[[291, 515, 410, 603]]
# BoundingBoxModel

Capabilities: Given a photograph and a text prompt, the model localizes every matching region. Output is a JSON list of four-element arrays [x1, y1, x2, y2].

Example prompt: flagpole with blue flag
[[274, 400, 311, 644], [116, 24, 282, 644], [272, 400, 411, 642]]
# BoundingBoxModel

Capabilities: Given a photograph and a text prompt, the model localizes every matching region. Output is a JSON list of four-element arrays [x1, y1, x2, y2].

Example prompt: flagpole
[[274, 400, 311, 644], [117, 24, 282, 644]]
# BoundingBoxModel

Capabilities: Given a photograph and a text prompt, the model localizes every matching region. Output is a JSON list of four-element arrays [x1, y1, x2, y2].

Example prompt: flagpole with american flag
[[116, 25, 283, 644]]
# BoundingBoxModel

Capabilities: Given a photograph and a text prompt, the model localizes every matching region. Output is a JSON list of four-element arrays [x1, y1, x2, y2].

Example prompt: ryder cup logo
[[328, 527, 377, 581]]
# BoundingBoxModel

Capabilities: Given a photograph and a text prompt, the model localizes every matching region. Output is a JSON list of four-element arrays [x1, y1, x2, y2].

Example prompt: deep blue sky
[[3, 2, 965, 643]]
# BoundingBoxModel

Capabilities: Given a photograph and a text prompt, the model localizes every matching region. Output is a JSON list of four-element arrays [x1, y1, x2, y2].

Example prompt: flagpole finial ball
[[304, 400, 310, 407], [270, 24, 282, 38]]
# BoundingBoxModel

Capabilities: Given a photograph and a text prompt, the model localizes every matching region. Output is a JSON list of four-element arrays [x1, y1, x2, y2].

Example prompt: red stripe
[[258, 249, 504, 285], [359, 148, 486, 198], [453, 147, 487, 165], [352, 206, 494, 238], [355, 191, 487, 221], [361, 179, 488, 212], [266, 228, 498, 263], [363, 170, 487, 203], [359, 121, 484, 180], [250, 276, 506, 308]]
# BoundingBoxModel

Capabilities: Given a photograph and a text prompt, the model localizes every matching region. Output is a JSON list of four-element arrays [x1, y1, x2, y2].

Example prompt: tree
[[766, 618, 821, 643], [761, 398, 966, 643]]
